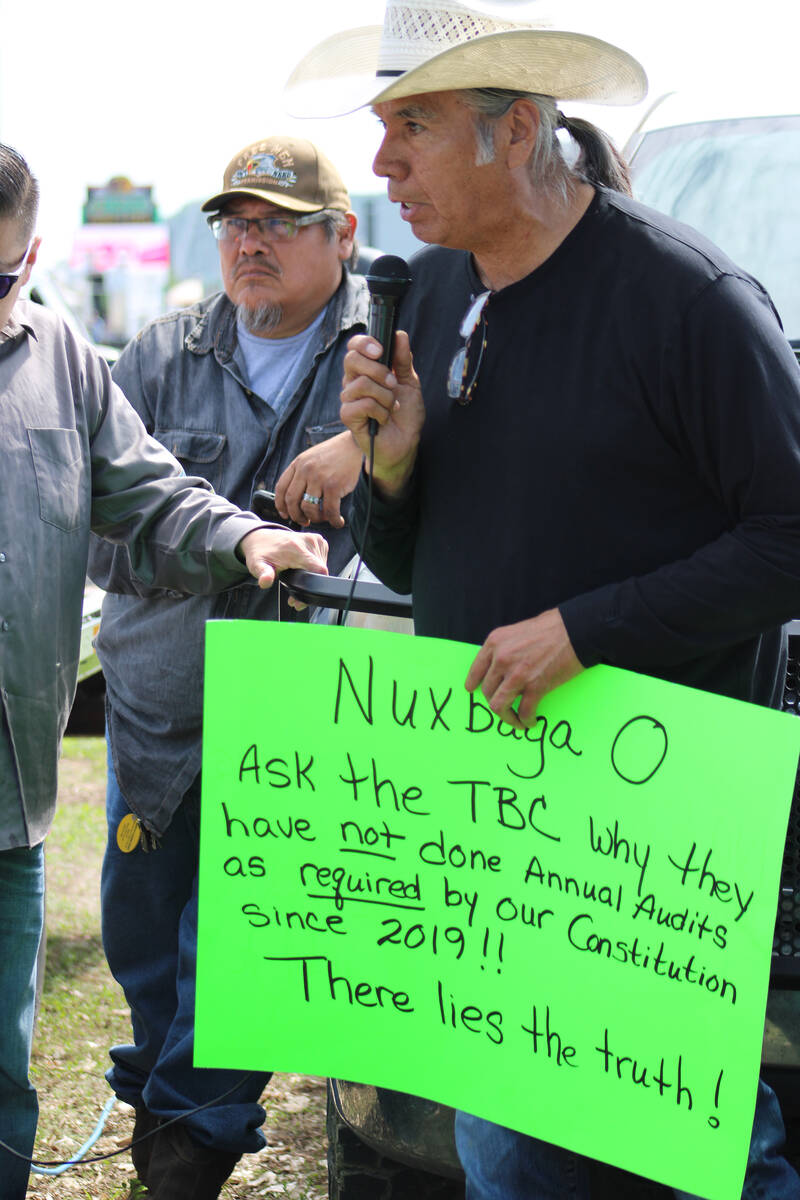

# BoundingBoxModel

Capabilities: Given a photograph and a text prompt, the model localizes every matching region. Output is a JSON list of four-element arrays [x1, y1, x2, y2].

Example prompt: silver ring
[[302, 492, 321, 506]]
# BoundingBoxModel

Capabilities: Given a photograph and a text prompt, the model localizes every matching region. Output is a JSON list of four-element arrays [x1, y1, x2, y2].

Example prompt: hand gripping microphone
[[364, 255, 413, 437]]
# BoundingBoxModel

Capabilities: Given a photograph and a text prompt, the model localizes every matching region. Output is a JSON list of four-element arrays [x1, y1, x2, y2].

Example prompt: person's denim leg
[[455, 1111, 592, 1200], [143, 864, 268, 1154], [0, 843, 44, 1200], [101, 751, 269, 1154], [457, 1075, 800, 1200], [101, 752, 196, 1107], [673, 1078, 800, 1200]]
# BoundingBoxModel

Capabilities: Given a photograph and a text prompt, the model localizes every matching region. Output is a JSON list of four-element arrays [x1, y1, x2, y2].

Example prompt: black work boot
[[129, 1103, 160, 1188], [145, 1120, 241, 1199]]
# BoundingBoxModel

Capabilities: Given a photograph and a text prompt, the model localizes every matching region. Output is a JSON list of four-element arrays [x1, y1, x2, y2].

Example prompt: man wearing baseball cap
[[87, 135, 367, 1198]]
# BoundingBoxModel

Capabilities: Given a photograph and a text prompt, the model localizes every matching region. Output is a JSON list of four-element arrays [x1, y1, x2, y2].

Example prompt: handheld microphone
[[364, 255, 412, 437]]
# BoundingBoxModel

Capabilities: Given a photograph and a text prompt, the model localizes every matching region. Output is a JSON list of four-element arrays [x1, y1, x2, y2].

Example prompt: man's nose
[[373, 135, 402, 180], [239, 223, 272, 254]]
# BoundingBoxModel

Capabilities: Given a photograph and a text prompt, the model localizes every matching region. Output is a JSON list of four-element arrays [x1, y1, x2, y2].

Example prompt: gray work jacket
[[0, 300, 265, 849], [88, 272, 366, 835]]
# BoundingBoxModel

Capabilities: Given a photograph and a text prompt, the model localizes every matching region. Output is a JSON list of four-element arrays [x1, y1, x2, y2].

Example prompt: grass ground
[[27, 736, 327, 1200]]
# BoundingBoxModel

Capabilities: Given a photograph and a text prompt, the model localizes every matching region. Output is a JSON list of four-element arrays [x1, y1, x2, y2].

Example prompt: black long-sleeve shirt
[[354, 188, 800, 707]]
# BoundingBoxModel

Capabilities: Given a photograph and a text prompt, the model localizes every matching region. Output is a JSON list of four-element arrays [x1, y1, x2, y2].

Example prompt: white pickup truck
[[78, 581, 104, 684]]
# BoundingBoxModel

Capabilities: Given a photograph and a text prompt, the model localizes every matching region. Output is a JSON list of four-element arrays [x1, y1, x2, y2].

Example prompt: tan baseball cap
[[201, 136, 351, 215]]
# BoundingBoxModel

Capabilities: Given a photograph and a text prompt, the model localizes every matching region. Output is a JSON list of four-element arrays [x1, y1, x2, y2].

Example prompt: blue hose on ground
[[31, 1095, 118, 1176]]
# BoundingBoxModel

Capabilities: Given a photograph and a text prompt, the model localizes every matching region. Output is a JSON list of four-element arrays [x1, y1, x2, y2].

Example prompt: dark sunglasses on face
[[0, 239, 33, 301]]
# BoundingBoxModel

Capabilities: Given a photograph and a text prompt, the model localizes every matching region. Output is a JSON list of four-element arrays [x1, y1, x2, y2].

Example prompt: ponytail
[[559, 114, 633, 196]]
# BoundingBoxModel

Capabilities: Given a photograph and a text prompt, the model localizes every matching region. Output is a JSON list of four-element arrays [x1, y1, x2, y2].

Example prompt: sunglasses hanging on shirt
[[447, 290, 491, 405]]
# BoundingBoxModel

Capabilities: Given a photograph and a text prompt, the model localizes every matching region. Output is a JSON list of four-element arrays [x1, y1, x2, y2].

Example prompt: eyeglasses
[[0, 239, 33, 301], [446, 290, 490, 405], [207, 211, 332, 245]]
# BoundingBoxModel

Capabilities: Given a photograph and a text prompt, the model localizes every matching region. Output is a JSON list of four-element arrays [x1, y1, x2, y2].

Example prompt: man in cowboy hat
[[86, 135, 366, 1199], [288, 1, 800, 1197]]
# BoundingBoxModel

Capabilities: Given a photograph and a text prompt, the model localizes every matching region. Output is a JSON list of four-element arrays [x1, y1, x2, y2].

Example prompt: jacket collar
[[2, 299, 40, 344]]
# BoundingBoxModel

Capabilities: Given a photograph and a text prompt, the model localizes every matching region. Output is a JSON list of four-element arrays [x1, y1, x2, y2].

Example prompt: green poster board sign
[[196, 620, 800, 1199]]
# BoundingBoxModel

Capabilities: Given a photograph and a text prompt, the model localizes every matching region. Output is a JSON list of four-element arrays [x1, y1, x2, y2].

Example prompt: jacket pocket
[[154, 428, 227, 488], [304, 419, 346, 447], [27, 427, 83, 532]]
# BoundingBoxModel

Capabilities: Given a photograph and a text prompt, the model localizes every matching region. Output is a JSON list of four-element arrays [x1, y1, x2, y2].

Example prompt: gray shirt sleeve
[[87, 329, 260, 594], [84, 335, 261, 593]]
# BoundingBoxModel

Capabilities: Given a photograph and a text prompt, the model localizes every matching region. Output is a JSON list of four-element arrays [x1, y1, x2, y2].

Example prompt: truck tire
[[326, 1086, 465, 1200]]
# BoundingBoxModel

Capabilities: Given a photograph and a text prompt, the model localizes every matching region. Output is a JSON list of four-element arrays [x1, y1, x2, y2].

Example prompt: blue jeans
[[455, 1079, 800, 1199], [0, 843, 44, 1200], [101, 750, 270, 1154]]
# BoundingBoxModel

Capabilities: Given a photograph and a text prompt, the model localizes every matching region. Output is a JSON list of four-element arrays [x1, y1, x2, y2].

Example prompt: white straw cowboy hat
[[284, 0, 648, 117]]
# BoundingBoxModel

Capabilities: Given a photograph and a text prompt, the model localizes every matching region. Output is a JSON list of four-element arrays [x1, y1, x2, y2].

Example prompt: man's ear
[[501, 99, 541, 170], [337, 212, 357, 261], [20, 236, 41, 285]]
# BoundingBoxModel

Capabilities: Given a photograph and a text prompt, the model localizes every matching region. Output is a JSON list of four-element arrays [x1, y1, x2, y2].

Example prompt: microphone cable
[[339, 424, 377, 627]]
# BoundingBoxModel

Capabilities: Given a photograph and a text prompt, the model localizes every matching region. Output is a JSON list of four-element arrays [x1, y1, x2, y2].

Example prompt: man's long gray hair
[[461, 89, 632, 205]]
